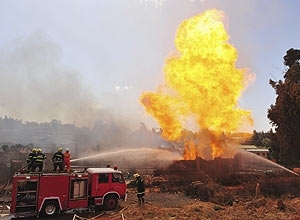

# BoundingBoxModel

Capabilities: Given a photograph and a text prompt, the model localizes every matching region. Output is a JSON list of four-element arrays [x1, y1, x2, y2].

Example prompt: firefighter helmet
[[32, 148, 37, 152], [134, 173, 140, 178], [37, 148, 42, 152], [58, 147, 63, 152]]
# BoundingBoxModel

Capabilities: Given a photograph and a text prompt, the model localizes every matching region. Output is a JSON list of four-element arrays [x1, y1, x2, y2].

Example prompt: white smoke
[[0, 30, 105, 127]]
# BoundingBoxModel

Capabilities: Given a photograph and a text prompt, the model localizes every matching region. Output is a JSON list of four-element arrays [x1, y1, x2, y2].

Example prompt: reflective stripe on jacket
[[35, 153, 46, 163], [52, 152, 64, 163], [27, 152, 36, 163]]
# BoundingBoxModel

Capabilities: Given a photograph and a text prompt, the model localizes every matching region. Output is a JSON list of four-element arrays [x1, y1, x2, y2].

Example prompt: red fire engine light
[[114, 165, 117, 170]]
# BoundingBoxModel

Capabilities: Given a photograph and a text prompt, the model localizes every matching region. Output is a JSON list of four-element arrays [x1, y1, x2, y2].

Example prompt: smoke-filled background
[[0, 0, 299, 132], [0, 31, 106, 127]]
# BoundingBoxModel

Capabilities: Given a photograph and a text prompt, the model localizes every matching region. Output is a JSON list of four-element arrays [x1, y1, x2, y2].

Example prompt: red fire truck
[[10, 166, 127, 218]]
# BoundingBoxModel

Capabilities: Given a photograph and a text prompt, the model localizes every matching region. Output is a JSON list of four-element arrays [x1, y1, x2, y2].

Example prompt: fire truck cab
[[10, 166, 127, 218]]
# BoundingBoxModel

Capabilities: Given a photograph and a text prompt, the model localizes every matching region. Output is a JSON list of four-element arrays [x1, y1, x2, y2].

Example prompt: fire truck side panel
[[67, 176, 89, 209], [38, 174, 89, 211], [88, 173, 111, 206], [94, 173, 111, 198], [88, 173, 98, 198], [37, 175, 70, 211]]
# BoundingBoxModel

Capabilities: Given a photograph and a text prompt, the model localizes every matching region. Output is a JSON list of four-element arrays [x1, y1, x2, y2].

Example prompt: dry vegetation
[[75, 171, 300, 220], [115, 188, 300, 220]]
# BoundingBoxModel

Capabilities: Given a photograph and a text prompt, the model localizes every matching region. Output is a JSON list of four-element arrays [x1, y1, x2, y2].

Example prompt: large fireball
[[140, 9, 253, 159]]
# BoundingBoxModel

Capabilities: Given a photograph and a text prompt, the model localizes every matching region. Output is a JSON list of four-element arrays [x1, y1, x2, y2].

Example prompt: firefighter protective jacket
[[52, 151, 64, 163], [35, 152, 46, 163], [137, 178, 145, 195], [27, 152, 36, 164]]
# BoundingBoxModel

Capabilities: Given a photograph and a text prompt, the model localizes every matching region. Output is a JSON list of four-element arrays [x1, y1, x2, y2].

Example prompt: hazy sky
[[0, 0, 299, 132]]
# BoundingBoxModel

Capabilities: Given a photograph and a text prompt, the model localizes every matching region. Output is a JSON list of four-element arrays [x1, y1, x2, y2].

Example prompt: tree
[[266, 131, 281, 162], [268, 48, 300, 168], [250, 130, 259, 146], [242, 130, 269, 146]]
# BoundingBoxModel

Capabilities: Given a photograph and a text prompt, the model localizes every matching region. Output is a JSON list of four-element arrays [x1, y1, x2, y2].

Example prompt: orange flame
[[183, 140, 198, 160], [140, 9, 253, 159]]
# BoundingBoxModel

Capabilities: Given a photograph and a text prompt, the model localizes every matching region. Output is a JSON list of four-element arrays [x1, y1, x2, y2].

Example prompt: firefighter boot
[[138, 197, 141, 205], [142, 197, 144, 205]]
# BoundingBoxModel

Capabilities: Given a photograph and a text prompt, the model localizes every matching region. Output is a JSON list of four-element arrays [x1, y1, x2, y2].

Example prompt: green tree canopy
[[268, 48, 300, 168]]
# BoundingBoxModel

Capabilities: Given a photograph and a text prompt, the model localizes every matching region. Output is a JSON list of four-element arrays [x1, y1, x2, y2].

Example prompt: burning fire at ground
[[140, 9, 254, 160]]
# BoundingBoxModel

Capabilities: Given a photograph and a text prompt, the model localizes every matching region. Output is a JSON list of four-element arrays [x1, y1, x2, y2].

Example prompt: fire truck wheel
[[41, 200, 59, 217], [103, 195, 118, 210]]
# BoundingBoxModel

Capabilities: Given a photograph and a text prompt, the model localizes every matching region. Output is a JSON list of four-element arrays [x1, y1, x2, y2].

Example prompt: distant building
[[239, 145, 269, 159]]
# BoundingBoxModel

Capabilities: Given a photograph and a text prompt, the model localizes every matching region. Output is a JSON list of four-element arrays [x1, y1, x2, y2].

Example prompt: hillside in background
[[0, 116, 169, 152]]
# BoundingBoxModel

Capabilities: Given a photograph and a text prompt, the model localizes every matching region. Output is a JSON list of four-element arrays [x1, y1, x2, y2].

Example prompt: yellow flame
[[140, 9, 253, 159]]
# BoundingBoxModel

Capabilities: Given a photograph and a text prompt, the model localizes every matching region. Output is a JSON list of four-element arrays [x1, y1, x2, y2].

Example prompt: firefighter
[[35, 148, 46, 172], [63, 148, 71, 172], [26, 148, 37, 172], [52, 148, 64, 172], [134, 173, 145, 205]]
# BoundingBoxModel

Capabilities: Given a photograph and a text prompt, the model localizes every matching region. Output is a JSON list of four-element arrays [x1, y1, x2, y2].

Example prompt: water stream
[[70, 147, 299, 176], [238, 149, 299, 176], [70, 147, 182, 162]]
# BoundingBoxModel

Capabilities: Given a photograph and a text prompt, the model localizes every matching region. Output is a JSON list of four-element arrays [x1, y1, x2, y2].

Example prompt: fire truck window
[[98, 174, 108, 183], [112, 173, 124, 183], [70, 180, 87, 199]]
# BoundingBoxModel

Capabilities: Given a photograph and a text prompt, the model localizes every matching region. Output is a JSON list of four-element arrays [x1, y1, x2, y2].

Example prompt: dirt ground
[[71, 188, 300, 220], [1, 188, 300, 220]]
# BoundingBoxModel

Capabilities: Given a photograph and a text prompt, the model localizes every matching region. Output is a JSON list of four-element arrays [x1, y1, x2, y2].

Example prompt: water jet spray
[[71, 148, 182, 163]]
